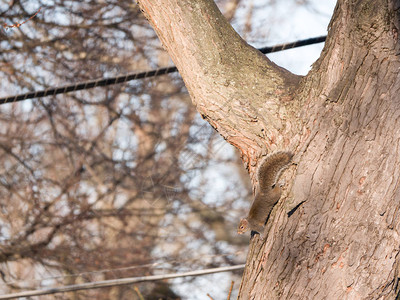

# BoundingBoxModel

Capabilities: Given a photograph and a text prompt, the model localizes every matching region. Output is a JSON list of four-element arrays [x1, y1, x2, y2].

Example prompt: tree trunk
[[136, 0, 400, 298]]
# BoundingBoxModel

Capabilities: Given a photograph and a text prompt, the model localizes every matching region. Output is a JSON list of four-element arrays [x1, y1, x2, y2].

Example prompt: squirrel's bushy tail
[[257, 151, 293, 191]]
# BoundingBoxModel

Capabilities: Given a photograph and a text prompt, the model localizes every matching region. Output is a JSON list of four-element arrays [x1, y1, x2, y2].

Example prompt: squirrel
[[237, 151, 293, 239]]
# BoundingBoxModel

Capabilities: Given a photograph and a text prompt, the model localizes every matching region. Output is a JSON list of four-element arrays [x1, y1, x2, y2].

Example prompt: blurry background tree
[[0, 0, 333, 299]]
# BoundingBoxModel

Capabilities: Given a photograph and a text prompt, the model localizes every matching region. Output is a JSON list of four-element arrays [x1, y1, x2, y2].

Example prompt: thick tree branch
[[136, 0, 301, 166]]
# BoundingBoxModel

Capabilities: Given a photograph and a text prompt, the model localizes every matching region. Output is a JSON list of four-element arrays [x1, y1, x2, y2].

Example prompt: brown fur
[[237, 152, 293, 239]]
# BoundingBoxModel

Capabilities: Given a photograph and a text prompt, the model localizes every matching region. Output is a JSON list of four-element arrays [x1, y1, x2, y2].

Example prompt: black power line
[[0, 36, 326, 105], [0, 67, 177, 105], [258, 35, 326, 54]]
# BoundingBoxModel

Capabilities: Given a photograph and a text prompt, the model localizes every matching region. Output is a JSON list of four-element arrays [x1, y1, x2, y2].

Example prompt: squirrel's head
[[237, 218, 249, 234]]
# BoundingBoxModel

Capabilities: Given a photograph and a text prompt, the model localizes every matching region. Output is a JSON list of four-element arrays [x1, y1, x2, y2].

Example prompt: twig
[[134, 286, 145, 300], [3, 7, 41, 30], [227, 281, 234, 300], [207, 293, 215, 300]]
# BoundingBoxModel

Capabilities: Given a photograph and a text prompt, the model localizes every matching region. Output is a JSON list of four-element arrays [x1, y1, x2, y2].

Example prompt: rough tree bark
[[136, 0, 400, 298]]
